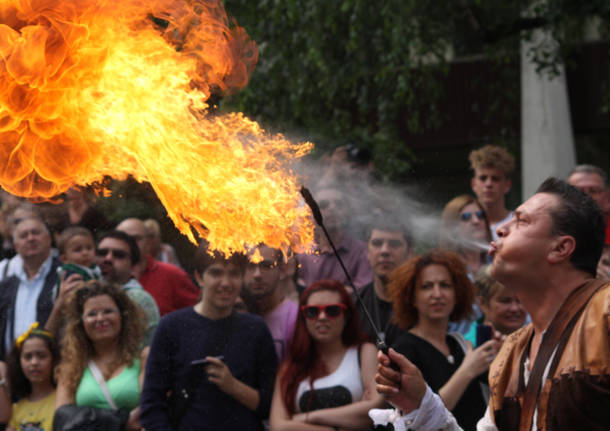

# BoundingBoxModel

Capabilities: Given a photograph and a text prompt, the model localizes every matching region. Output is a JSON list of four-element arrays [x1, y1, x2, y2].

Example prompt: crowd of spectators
[[0, 144, 606, 430]]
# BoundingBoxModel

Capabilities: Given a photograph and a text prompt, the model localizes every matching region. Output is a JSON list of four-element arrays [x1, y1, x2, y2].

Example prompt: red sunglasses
[[301, 303, 347, 319]]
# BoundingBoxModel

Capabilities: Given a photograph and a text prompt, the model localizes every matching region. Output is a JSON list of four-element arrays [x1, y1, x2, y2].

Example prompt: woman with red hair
[[389, 250, 498, 431], [269, 280, 383, 430]]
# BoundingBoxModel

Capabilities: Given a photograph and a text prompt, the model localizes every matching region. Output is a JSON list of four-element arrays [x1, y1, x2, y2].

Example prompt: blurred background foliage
[[221, 0, 610, 180]]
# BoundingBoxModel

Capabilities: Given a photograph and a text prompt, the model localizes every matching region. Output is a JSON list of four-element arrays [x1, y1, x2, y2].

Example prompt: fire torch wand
[[300, 186, 399, 371]]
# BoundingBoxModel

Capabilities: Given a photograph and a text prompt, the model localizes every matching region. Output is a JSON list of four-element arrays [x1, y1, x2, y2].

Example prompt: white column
[[521, 31, 576, 199]]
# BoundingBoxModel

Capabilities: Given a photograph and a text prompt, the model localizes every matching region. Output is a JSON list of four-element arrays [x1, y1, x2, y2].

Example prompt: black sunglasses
[[301, 303, 347, 319], [96, 248, 129, 259], [460, 210, 485, 222]]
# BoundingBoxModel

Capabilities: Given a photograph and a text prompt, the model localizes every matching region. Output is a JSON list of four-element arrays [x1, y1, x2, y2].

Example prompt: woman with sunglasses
[[388, 250, 498, 431], [54, 280, 148, 430], [440, 195, 492, 278], [270, 280, 384, 431]]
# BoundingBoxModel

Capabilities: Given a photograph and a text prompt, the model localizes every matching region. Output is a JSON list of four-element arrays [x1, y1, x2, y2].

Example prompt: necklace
[[371, 291, 392, 343]]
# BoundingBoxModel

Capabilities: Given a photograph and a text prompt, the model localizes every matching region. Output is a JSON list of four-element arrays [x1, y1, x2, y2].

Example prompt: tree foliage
[[221, 0, 610, 180]]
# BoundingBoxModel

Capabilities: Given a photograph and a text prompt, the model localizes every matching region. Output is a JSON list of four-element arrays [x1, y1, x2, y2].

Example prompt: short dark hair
[[98, 230, 140, 264], [366, 220, 413, 250], [193, 240, 248, 275], [536, 177, 605, 275]]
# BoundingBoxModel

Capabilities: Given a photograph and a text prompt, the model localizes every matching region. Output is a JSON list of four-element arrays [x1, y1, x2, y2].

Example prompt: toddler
[[55, 226, 101, 299]]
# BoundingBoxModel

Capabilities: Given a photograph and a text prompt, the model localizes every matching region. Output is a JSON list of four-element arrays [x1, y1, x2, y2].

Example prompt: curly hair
[[468, 145, 515, 177], [388, 250, 474, 329], [6, 332, 59, 401], [56, 280, 145, 394], [280, 280, 366, 415]]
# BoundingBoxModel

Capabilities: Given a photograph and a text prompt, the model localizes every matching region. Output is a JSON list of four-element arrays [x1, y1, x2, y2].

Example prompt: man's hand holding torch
[[375, 348, 427, 414]]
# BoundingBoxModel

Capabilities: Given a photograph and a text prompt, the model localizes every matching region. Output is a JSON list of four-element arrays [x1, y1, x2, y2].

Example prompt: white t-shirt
[[490, 211, 513, 240], [295, 346, 363, 413]]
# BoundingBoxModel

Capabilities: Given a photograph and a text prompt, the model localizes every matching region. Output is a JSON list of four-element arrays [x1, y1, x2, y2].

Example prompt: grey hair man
[[0, 217, 60, 357]]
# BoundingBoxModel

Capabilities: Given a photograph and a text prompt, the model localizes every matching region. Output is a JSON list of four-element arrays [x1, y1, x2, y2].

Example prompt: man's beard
[[242, 285, 274, 301]]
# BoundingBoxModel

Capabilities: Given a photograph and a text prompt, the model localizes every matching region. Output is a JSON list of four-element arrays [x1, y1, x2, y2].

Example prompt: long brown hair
[[56, 280, 145, 394]]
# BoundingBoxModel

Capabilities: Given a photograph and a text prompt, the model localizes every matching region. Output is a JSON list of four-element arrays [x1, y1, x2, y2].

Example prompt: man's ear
[[278, 262, 289, 281], [193, 270, 203, 288], [131, 261, 144, 279], [470, 177, 476, 192], [547, 236, 576, 264]]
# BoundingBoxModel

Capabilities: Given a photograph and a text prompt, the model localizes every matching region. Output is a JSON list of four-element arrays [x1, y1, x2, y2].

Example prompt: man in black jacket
[[0, 216, 59, 358]]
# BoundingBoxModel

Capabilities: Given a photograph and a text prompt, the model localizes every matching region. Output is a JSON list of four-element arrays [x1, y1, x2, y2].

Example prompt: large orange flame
[[0, 0, 314, 255]]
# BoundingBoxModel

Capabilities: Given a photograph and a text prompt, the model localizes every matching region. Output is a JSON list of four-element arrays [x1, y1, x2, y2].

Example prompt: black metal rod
[[300, 186, 391, 355]]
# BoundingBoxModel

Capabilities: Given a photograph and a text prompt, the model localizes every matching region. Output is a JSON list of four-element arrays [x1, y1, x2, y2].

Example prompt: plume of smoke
[[292, 157, 445, 250]]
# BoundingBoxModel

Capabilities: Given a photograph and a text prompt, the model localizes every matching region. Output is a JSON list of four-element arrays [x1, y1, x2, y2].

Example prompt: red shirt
[[139, 255, 199, 316]]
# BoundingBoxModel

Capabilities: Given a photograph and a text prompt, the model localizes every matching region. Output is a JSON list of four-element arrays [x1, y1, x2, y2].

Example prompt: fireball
[[0, 0, 314, 256]]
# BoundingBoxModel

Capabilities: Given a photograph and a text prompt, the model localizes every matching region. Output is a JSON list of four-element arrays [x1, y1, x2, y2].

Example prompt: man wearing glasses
[[242, 244, 298, 363], [95, 230, 160, 345], [567, 164, 610, 277]]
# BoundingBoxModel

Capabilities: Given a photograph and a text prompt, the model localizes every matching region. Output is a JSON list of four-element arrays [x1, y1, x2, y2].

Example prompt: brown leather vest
[[488, 281, 610, 431]]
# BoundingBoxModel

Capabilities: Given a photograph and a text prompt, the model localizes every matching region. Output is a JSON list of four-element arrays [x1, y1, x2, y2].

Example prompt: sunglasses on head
[[96, 248, 129, 259], [301, 303, 347, 319], [460, 210, 485, 222]]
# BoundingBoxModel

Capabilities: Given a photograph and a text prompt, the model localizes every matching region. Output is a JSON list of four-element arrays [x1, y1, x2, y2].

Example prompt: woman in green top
[[55, 281, 148, 430]]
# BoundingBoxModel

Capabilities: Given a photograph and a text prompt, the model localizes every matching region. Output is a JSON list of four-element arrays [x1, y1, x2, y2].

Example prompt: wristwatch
[[0, 377, 6, 387]]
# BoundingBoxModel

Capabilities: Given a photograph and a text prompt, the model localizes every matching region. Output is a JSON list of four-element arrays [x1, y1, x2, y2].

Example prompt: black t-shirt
[[392, 332, 487, 431], [354, 283, 404, 347]]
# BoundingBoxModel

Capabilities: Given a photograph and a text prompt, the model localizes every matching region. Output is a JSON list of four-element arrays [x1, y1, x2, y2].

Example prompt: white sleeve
[[369, 386, 463, 431], [476, 406, 498, 431]]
